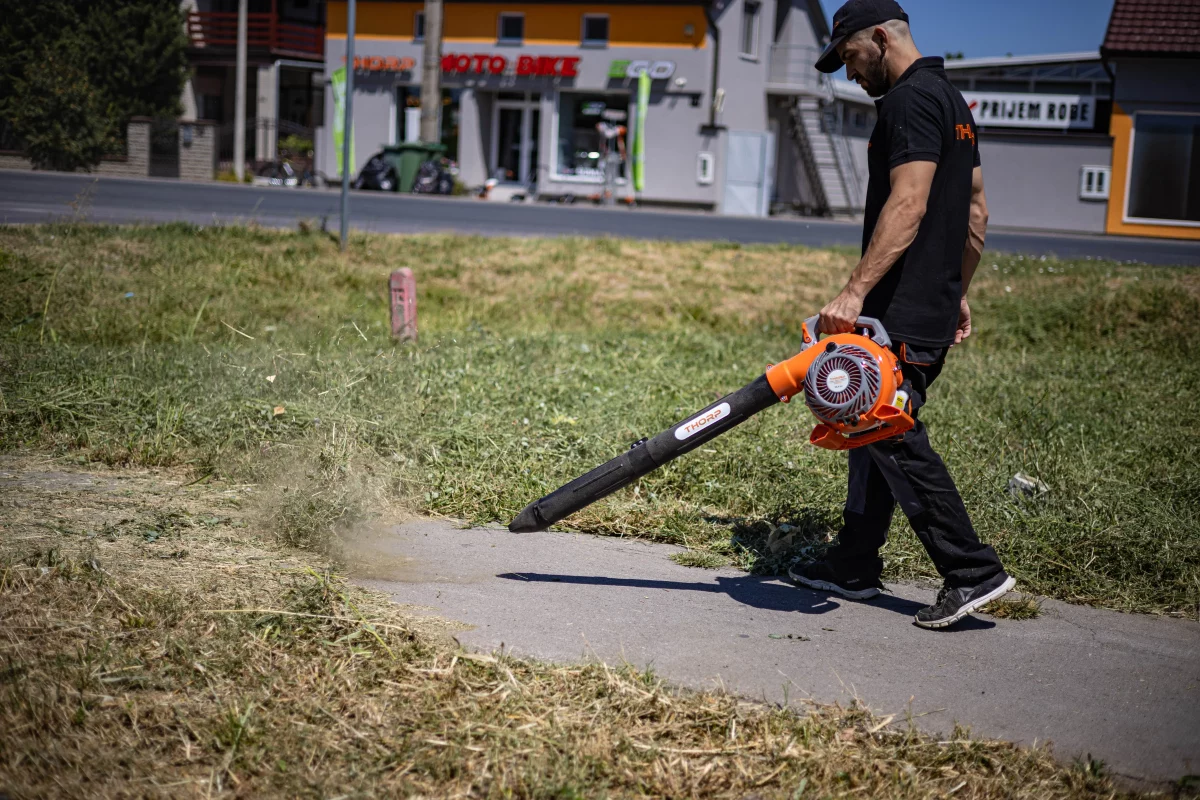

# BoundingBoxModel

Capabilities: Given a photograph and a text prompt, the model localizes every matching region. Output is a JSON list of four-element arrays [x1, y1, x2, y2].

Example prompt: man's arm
[[819, 160, 937, 334], [954, 165, 988, 344]]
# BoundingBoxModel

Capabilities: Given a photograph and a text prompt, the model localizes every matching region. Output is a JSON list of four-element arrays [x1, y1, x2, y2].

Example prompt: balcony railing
[[768, 44, 825, 90], [186, 11, 324, 59]]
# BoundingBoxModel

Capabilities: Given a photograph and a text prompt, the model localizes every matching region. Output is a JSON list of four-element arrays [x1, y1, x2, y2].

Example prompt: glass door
[[491, 93, 540, 184], [496, 107, 524, 182]]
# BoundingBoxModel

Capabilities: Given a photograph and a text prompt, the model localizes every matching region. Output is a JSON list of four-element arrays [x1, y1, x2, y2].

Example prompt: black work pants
[[825, 343, 1005, 588]]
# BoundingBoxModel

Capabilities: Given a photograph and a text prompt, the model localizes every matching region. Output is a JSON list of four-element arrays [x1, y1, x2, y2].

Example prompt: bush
[[278, 134, 314, 157]]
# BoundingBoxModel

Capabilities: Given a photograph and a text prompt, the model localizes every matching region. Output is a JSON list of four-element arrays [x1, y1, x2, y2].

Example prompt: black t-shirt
[[861, 56, 980, 348]]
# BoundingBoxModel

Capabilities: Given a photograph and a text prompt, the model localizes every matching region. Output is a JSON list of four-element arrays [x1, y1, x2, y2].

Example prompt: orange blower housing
[[765, 316, 914, 450]]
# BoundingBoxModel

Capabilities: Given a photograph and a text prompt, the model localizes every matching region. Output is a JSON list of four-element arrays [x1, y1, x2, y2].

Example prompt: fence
[[0, 118, 217, 181]]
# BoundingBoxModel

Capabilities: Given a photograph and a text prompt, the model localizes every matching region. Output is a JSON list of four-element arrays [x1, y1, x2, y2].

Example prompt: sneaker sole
[[788, 567, 881, 600], [913, 576, 1017, 629]]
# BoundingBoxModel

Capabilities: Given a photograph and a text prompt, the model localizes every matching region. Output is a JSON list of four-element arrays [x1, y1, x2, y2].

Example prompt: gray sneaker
[[914, 572, 1017, 629]]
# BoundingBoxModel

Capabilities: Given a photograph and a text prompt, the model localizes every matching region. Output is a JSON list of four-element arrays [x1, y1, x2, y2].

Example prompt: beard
[[857, 48, 890, 97]]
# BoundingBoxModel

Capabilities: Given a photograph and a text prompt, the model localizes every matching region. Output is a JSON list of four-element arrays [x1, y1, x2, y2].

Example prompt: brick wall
[[178, 121, 216, 181], [0, 153, 32, 170], [0, 119, 150, 177], [96, 119, 150, 177]]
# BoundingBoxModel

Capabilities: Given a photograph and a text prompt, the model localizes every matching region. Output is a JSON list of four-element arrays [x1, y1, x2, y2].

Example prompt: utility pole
[[339, 0, 357, 251], [419, 0, 444, 143], [233, 0, 248, 181]]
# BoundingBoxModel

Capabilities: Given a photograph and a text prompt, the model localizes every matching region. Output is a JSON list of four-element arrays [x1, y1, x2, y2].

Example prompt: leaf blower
[[509, 316, 915, 533]]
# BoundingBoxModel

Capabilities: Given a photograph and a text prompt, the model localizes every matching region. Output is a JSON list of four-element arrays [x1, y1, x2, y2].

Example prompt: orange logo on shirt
[[955, 124, 975, 144]]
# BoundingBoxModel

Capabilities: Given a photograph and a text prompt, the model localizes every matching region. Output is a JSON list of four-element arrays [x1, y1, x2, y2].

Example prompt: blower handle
[[801, 315, 892, 351]]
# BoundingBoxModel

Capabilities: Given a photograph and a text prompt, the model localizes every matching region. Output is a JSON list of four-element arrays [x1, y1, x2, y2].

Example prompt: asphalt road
[[3, 169, 1200, 265], [354, 519, 1200, 785]]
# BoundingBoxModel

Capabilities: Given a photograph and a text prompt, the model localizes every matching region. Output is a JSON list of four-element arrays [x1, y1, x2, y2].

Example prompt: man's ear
[[873, 26, 888, 56]]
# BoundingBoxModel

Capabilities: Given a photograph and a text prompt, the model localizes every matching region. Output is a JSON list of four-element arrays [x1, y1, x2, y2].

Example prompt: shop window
[[498, 13, 524, 44], [1079, 166, 1109, 201], [582, 14, 609, 46], [1127, 113, 1200, 225], [414, 11, 424, 41], [741, 1, 761, 59], [555, 93, 629, 181]]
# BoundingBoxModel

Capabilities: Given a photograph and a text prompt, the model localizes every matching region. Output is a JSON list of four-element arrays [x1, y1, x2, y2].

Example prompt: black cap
[[815, 0, 910, 73]]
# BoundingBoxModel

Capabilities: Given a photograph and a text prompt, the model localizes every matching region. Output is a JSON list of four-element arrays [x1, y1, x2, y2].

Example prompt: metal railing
[[768, 44, 825, 90], [186, 11, 324, 58]]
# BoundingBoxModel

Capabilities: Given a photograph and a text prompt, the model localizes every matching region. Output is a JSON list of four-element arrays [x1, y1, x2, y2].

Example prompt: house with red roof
[[1100, 0, 1200, 239]]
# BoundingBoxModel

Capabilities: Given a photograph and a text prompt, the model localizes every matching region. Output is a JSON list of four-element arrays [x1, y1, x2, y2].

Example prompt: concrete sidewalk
[[353, 519, 1200, 785]]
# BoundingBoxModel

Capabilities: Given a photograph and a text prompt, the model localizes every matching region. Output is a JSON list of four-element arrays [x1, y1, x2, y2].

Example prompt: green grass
[[1, 222, 1198, 618]]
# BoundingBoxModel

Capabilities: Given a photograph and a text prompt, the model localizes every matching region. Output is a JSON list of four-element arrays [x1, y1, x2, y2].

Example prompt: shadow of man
[[497, 571, 997, 629]]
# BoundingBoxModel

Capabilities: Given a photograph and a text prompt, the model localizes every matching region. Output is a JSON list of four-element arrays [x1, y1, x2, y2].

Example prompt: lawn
[[1, 222, 1197, 617]]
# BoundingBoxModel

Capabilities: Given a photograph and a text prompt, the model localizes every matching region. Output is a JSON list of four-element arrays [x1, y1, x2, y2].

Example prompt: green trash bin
[[381, 142, 447, 193]]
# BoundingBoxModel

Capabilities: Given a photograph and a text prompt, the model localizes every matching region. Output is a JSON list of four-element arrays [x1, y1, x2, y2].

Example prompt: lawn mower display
[[509, 316, 916, 533]]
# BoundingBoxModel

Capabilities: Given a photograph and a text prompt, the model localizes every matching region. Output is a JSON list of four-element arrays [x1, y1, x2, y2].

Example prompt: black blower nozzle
[[509, 375, 779, 532]]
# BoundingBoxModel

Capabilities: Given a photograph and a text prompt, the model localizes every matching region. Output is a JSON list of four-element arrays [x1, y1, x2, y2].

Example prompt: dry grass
[[670, 550, 733, 569], [0, 453, 1141, 799], [982, 594, 1043, 621]]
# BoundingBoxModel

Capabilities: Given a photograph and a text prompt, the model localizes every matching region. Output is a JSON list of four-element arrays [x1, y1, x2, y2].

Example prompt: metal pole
[[233, 0, 248, 181], [420, 0, 444, 143], [339, 0, 356, 251]]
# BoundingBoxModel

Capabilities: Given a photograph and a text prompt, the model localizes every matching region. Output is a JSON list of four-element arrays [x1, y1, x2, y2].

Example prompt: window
[[582, 14, 609, 46], [498, 13, 524, 44], [1127, 113, 1200, 225], [555, 93, 629, 181], [414, 11, 424, 41], [740, 1, 760, 59], [1079, 166, 1110, 201]]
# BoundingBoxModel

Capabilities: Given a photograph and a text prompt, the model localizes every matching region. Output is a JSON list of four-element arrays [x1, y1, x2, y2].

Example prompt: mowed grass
[[1, 222, 1198, 618], [0, 457, 1126, 798]]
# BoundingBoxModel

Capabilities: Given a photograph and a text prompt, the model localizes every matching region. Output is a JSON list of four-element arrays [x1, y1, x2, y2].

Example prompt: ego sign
[[608, 59, 677, 80]]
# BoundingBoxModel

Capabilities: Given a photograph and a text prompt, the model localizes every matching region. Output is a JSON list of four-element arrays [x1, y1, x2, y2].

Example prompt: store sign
[[349, 55, 417, 72], [608, 59, 676, 80], [441, 52, 580, 77], [963, 92, 1096, 130]]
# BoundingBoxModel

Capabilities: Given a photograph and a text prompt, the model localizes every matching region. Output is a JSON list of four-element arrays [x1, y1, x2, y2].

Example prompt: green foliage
[[0, 0, 187, 166], [278, 134, 314, 157], [8, 40, 112, 171]]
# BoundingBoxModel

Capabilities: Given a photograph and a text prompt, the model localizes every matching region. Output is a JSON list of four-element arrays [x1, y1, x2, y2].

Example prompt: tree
[[78, 0, 189, 121], [0, 0, 187, 167], [9, 40, 112, 171]]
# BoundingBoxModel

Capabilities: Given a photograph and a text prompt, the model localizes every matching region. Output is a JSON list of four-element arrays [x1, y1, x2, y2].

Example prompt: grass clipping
[[0, 456, 1133, 799]]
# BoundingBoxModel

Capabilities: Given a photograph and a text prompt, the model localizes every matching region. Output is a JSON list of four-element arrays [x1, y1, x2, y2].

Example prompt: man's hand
[[819, 285, 866, 334], [953, 296, 971, 345]]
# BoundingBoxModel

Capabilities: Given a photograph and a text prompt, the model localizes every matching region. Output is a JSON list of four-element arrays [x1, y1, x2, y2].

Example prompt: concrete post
[[234, 0, 248, 180], [257, 63, 278, 161], [420, 0, 444, 143]]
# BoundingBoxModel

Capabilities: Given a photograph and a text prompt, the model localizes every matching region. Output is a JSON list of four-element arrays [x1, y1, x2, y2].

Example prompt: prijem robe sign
[[963, 92, 1096, 130]]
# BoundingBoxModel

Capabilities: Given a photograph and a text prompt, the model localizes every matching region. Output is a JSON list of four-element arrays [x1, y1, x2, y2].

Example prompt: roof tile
[[1102, 0, 1200, 55]]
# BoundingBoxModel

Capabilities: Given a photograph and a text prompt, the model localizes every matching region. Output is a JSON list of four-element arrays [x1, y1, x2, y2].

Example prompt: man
[[596, 110, 629, 206], [788, 0, 1015, 629]]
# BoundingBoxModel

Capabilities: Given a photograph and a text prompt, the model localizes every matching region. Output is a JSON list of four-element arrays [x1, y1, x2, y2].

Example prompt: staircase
[[786, 90, 863, 217]]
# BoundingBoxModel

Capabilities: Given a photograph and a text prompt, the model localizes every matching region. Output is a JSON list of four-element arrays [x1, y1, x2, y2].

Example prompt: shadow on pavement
[[496, 572, 995, 630]]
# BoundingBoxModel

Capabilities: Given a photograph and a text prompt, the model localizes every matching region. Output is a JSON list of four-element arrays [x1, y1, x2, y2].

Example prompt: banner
[[633, 70, 649, 192], [962, 91, 1096, 130], [331, 66, 354, 176]]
